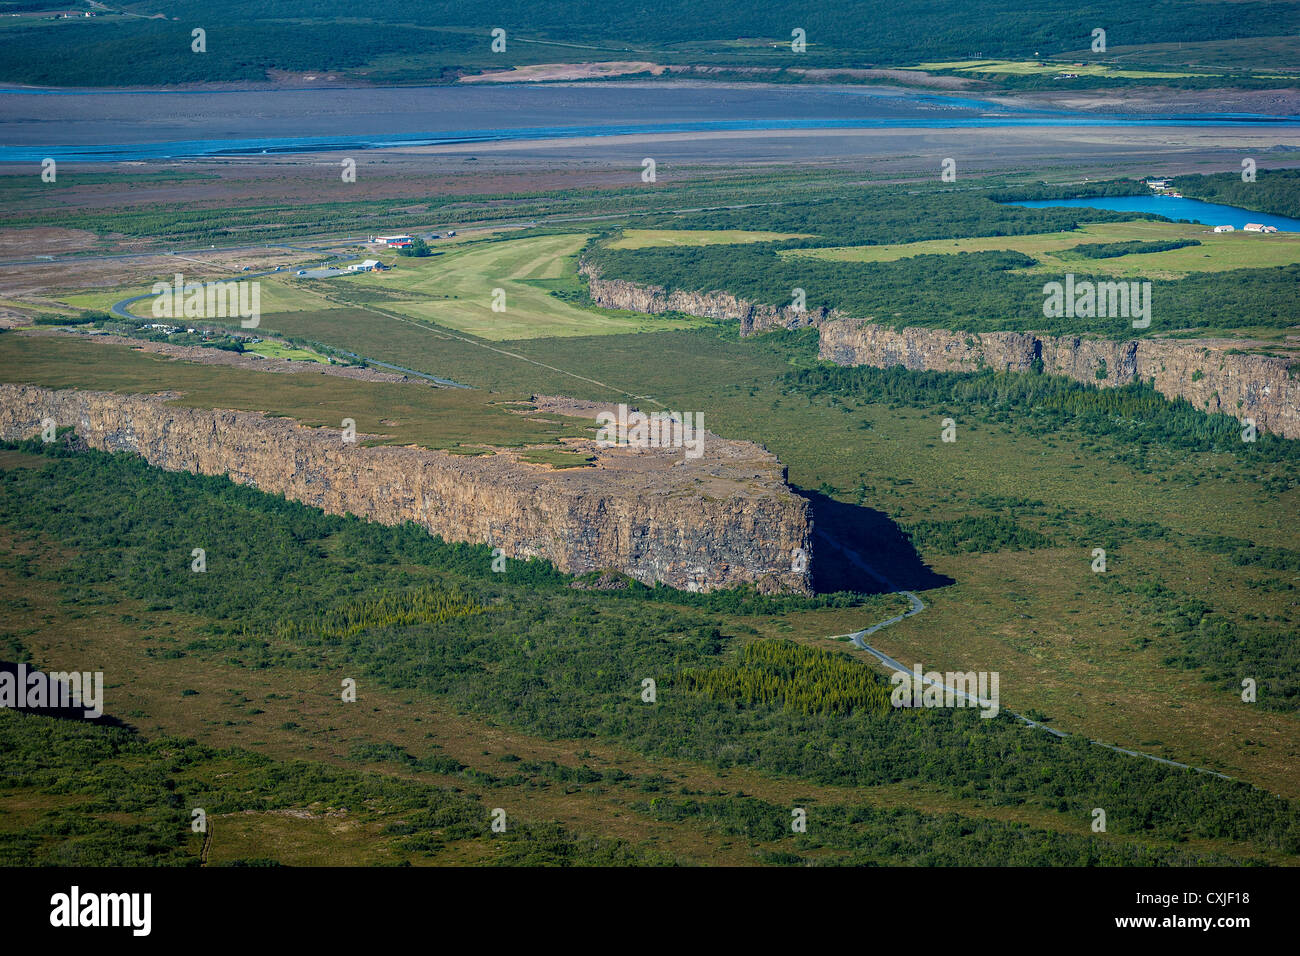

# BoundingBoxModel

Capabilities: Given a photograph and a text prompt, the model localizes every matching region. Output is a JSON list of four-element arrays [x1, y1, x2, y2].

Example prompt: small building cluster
[[1210, 222, 1277, 234], [144, 324, 198, 335], [1145, 178, 1183, 197], [369, 230, 455, 249]]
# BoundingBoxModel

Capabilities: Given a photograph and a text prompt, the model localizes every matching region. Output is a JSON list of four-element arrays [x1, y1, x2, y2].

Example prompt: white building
[[1243, 223, 1265, 232], [1213, 225, 1234, 232], [347, 260, 383, 272]]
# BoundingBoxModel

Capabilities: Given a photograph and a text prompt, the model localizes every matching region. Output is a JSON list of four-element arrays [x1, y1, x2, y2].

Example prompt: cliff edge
[[0, 384, 813, 594]]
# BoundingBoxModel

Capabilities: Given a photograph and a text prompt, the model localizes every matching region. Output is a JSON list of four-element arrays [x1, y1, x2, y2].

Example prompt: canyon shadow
[[799, 489, 954, 595]]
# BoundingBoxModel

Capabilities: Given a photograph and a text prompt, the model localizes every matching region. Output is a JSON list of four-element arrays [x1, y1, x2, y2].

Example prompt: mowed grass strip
[[339, 232, 709, 340], [782, 219, 1300, 277]]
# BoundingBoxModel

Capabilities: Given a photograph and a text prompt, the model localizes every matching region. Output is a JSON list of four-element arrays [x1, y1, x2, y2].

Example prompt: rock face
[[582, 262, 824, 335], [819, 320, 1300, 439], [581, 263, 1300, 439], [0, 384, 812, 594]]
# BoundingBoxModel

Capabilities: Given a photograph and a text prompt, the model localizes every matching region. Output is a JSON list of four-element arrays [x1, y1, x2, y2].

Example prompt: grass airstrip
[[61, 233, 711, 342]]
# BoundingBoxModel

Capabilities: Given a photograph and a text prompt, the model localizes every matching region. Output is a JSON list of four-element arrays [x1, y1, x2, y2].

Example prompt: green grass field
[[48, 234, 711, 341], [782, 219, 1300, 278], [912, 59, 1220, 79], [337, 233, 710, 340], [245, 340, 329, 363]]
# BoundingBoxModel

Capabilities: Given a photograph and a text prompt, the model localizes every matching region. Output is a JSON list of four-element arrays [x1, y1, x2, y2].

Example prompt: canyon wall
[[0, 384, 812, 593], [818, 320, 1300, 439], [581, 263, 1299, 439], [583, 264, 824, 335]]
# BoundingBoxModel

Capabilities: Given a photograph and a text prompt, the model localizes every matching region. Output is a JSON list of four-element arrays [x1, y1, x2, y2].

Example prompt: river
[[1, 81, 1298, 162], [1009, 195, 1300, 231]]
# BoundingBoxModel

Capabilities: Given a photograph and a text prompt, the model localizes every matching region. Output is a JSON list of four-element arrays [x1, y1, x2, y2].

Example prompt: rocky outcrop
[[581, 264, 1299, 439], [820, 320, 1300, 439], [0, 384, 812, 593], [582, 262, 824, 335]]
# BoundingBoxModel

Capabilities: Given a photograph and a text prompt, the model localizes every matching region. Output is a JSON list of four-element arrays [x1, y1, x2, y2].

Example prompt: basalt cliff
[[581, 262, 1300, 439], [0, 384, 812, 593]]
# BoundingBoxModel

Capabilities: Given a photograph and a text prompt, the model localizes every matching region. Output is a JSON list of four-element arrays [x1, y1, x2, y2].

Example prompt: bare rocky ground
[[0, 241, 319, 297], [0, 226, 100, 256]]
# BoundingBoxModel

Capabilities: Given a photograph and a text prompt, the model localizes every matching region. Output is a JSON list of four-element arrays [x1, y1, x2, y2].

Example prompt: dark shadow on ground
[[797, 489, 955, 595], [0, 661, 131, 729]]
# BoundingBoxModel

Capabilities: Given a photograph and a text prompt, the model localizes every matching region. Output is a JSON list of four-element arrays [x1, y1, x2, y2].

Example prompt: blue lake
[[1009, 195, 1300, 232]]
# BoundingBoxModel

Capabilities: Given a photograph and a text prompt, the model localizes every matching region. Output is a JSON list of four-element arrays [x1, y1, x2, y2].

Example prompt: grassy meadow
[[783, 219, 1300, 278], [0, 335, 596, 455]]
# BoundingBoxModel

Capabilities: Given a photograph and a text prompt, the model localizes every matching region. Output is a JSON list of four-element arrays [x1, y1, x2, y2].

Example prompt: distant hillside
[[0, 0, 1297, 87]]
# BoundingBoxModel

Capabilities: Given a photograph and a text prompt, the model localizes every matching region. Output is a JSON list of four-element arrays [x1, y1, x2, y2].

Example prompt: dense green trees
[[678, 639, 893, 716], [398, 238, 432, 257], [588, 180, 1298, 338], [2, 2, 1295, 86], [1073, 238, 1201, 259], [1174, 169, 1300, 219], [903, 514, 1055, 554], [0, 710, 664, 866], [3, 443, 1299, 859], [782, 363, 1300, 495], [589, 240, 1300, 338], [631, 187, 1142, 248]]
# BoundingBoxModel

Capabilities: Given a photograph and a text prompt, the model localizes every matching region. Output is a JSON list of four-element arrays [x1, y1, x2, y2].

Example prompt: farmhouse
[[347, 260, 385, 272], [1244, 223, 1265, 232], [1213, 225, 1234, 233]]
